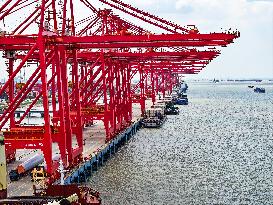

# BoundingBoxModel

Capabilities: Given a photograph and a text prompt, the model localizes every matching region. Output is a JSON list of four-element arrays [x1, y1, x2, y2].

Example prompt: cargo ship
[[0, 136, 101, 205]]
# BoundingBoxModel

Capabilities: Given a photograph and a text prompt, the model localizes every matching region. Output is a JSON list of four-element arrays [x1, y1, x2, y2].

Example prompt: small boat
[[248, 85, 254, 88], [254, 87, 265, 93], [213, 79, 220, 83]]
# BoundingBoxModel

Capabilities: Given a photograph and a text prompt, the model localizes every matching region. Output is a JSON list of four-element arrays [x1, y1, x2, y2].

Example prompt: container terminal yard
[[0, 0, 239, 203]]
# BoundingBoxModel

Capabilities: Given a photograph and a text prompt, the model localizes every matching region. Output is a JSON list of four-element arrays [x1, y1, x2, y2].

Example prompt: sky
[[120, 0, 273, 79], [0, 0, 272, 80]]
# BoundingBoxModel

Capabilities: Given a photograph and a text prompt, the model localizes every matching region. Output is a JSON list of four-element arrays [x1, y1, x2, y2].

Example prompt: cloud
[[125, 0, 273, 78], [248, 0, 273, 2], [120, 0, 272, 32], [0, 0, 272, 79], [173, 0, 272, 30]]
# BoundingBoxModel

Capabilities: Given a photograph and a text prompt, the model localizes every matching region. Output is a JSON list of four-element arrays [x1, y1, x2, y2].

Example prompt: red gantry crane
[[0, 0, 239, 178]]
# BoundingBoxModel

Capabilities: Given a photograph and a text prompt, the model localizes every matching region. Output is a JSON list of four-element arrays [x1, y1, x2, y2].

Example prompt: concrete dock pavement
[[6, 102, 146, 197]]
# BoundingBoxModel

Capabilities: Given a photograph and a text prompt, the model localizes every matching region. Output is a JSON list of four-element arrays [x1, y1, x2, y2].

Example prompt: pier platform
[[6, 102, 146, 197]]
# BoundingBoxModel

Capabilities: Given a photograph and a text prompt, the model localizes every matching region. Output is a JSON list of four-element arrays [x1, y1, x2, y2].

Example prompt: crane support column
[[0, 136, 7, 199]]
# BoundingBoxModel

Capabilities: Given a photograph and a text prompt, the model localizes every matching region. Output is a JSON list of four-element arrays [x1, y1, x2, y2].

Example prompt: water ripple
[[89, 83, 273, 205]]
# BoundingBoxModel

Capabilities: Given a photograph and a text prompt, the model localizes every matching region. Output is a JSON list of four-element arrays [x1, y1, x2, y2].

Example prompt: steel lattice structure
[[0, 0, 239, 178]]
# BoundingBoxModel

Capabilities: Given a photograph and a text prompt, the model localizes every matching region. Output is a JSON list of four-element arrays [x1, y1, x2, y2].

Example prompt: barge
[[142, 108, 166, 128], [152, 98, 179, 115], [175, 93, 189, 105], [176, 97, 188, 105], [165, 101, 179, 115]]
